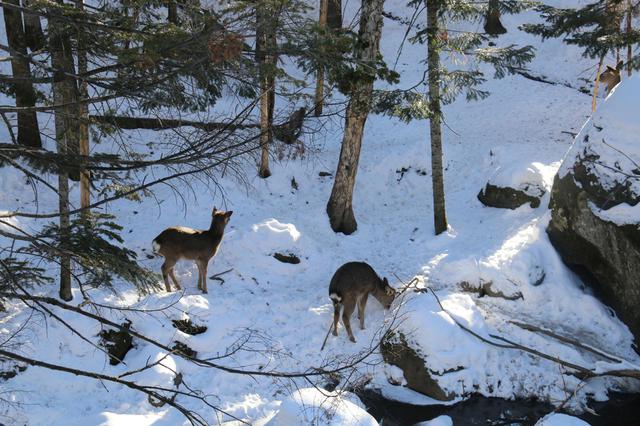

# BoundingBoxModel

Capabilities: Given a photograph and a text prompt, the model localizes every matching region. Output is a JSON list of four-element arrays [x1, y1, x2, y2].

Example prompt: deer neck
[[208, 220, 225, 240]]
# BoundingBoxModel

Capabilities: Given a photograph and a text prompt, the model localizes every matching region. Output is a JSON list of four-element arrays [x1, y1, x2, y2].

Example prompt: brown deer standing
[[328, 262, 396, 342], [599, 60, 624, 94], [152, 208, 233, 293]]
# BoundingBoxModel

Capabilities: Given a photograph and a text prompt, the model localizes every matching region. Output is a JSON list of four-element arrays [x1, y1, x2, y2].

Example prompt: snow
[[263, 388, 377, 426], [535, 413, 591, 426], [416, 416, 453, 426], [1, 0, 639, 425]]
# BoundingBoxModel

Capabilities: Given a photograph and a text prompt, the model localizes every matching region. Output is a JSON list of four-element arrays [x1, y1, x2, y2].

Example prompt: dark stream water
[[356, 389, 640, 426]]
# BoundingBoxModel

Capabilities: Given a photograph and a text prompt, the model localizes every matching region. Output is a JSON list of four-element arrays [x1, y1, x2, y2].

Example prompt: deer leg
[[358, 294, 369, 330], [201, 261, 209, 294], [195, 262, 202, 291], [169, 268, 181, 290], [161, 261, 174, 292], [332, 302, 341, 336], [342, 299, 357, 343]]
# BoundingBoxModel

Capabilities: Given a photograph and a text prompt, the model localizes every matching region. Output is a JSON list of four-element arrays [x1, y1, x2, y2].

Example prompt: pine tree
[[426, 0, 447, 234], [404, 0, 535, 234]]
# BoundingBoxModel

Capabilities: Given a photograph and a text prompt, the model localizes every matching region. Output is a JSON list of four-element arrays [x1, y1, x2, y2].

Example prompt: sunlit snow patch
[[265, 388, 377, 426]]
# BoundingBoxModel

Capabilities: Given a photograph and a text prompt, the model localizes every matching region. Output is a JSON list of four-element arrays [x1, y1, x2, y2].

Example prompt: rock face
[[547, 78, 640, 343], [381, 331, 454, 401]]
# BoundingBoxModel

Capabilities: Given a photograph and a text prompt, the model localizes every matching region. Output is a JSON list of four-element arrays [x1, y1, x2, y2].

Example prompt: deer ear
[[212, 207, 217, 216], [617, 60, 624, 70], [226, 211, 233, 218], [383, 277, 389, 286]]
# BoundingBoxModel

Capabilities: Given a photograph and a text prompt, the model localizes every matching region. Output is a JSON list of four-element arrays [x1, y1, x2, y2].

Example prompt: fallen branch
[[90, 114, 259, 132], [509, 320, 623, 364]]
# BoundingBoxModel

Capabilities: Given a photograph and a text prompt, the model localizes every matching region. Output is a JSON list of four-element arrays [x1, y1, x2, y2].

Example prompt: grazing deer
[[152, 208, 232, 293], [599, 61, 623, 94], [329, 262, 396, 343]]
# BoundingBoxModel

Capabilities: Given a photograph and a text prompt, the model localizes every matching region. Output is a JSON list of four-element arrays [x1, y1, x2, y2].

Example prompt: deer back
[[154, 227, 221, 261], [329, 262, 395, 308]]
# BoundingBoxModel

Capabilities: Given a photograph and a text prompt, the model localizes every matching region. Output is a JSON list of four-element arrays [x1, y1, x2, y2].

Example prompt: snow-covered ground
[[2, 1, 640, 425]]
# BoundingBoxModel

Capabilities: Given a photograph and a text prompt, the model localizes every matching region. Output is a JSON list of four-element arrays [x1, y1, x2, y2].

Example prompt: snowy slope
[[2, 0, 639, 425]]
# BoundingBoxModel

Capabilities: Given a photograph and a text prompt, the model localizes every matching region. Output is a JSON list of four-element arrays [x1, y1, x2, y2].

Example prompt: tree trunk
[[3, 0, 42, 148], [49, 1, 81, 181], [484, 0, 507, 36], [326, 0, 384, 235], [168, 0, 178, 24], [427, 0, 447, 235], [314, 0, 342, 117], [256, 3, 276, 178], [23, 0, 46, 50], [314, 0, 328, 117], [592, 56, 604, 112], [327, 0, 342, 30], [50, 4, 78, 301], [77, 0, 90, 215], [627, 0, 632, 77]]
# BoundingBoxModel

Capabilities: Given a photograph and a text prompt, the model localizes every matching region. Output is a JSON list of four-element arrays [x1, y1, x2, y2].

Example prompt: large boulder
[[547, 77, 640, 343], [381, 331, 454, 401]]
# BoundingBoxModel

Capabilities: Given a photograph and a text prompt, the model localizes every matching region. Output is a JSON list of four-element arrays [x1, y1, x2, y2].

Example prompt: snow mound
[[535, 413, 591, 426], [265, 388, 377, 426]]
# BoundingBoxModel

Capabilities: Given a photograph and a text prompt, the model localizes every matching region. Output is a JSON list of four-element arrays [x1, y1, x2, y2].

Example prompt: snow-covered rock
[[265, 388, 378, 426], [547, 76, 640, 342], [478, 162, 554, 209]]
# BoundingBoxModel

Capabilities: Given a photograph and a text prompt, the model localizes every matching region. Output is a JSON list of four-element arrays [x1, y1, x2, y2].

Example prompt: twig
[[209, 268, 233, 285], [320, 320, 334, 351]]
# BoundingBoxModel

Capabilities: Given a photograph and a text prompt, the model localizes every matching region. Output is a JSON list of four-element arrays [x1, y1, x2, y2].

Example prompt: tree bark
[[326, 0, 384, 235], [50, 3, 78, 301], [427, 0, 447, 235], [592, 56, 604, 112], [327, 0, 342, 30], [314, 0, 342, 117], [256, 3, 276, 178], [77, 0, 90, 216], [3, 0, 42, 148], [168, 0, 178, 24], [627, 0, 632, 77], [314, 0, 328, 117]]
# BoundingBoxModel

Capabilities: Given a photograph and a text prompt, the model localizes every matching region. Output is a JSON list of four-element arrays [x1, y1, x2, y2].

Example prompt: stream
[[356, 388, 640, 426]]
